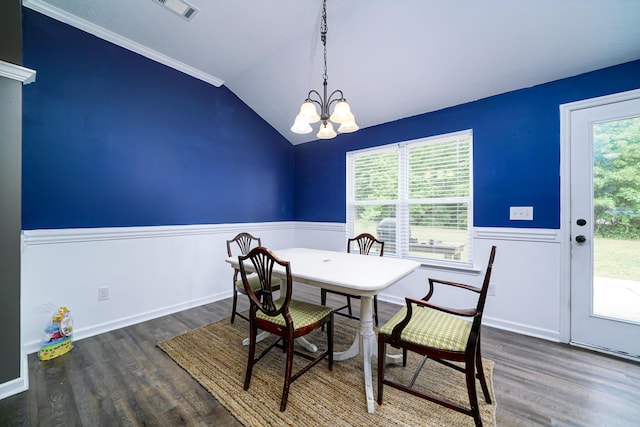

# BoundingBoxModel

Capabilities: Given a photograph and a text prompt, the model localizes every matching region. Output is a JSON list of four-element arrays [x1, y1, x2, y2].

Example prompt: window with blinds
[[346, 130, 473, 265]]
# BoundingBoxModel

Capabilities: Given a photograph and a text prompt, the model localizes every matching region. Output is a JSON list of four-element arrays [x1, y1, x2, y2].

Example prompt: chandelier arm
[[327, 89, 346, 108], [306, 90, 324, 107]]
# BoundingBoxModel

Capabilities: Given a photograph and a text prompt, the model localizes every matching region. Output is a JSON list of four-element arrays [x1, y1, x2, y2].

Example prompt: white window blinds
[[347, 130, 473, 265]]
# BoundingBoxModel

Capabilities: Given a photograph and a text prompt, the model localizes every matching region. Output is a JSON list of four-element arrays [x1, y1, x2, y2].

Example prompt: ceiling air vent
[[152, 0, 199, 21]]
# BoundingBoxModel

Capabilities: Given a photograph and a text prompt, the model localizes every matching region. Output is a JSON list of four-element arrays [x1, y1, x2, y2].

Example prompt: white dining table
[[225, 247, 420, 413]]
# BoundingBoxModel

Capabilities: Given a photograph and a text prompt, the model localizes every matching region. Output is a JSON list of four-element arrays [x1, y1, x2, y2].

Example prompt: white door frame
[[559, 87, 640, 344]]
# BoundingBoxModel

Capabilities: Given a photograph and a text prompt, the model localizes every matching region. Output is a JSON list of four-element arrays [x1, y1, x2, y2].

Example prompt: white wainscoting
[[22, 222, 563, 354], [14, 222, 563, 400], [21, 222, 298, 355]]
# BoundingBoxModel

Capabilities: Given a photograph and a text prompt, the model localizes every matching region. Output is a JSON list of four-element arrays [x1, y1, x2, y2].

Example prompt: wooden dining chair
[[377, 246, 497, 427], [321, 233, 384, 326], [239, 246, 334, 412], [226, 232, 280, 323]]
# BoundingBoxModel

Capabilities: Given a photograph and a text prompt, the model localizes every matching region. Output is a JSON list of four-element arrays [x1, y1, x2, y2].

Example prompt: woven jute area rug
[[158, 317, 496, 427]]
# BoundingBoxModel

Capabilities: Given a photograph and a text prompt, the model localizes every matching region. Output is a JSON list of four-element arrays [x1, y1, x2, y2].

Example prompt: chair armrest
[[406, 297, 477, 318], [423, 278, 481, 301], [429, 278, 481, 293]]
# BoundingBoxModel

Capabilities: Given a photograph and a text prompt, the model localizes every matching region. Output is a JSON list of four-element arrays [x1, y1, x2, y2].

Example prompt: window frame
[[346, 129, 474, 267]]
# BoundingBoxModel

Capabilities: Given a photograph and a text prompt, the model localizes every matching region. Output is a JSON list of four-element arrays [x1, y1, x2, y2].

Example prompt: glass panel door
[[592, 117, 640, 324], [570, 94, 640, 358]]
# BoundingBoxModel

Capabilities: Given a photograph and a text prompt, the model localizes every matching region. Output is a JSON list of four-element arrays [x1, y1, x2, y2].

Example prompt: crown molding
[[22, 0, 224, 87], [0, 61, 36, 84]]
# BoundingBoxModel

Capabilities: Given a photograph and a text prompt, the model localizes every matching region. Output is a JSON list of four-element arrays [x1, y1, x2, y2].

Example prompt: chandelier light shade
[[291, 0, 358, 139]]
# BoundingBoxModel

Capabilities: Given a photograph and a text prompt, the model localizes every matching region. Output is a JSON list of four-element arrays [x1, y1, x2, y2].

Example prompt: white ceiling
[[23, 0, 640, 145]]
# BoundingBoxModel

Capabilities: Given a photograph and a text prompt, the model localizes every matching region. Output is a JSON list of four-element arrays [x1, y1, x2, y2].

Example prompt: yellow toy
[[39, 306, 73, 361]]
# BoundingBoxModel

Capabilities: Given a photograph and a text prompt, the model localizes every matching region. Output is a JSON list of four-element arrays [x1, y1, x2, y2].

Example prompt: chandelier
[[290, 0, 358, 139]]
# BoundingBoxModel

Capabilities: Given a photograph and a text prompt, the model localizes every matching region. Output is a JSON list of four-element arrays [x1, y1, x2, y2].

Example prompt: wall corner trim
[[0, 60, 36, 84], [0, 353, 29, 401]]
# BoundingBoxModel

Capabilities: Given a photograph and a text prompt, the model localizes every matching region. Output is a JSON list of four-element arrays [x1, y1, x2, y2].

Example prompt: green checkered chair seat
[[235, 274, 281, 293], [257, 298, 333, 330], [379, 305, 472, 352]]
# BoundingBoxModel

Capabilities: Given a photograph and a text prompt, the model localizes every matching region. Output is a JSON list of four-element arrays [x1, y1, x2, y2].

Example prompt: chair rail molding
[[22, 222, 298, 247], [474, 227, 560, 243]]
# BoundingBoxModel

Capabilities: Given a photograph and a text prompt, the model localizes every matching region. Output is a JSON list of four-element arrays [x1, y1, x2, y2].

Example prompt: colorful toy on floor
[[39, 306, 73, 361]]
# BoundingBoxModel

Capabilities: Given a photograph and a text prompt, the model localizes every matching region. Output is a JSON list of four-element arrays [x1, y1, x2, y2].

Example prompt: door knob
[[575, 235, 586, 243]]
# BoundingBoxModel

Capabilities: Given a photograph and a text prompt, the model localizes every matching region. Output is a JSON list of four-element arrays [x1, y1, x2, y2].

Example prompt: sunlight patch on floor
[[593, 277, 640, 324]]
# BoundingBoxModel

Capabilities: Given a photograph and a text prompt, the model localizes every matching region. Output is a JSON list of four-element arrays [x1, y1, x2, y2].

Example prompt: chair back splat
[[377, 246, 497, 427], [239, 247, 292, 317], [349, 232, 385, 256], [226, 232, 280, 323], [239, 247, 333, 412]]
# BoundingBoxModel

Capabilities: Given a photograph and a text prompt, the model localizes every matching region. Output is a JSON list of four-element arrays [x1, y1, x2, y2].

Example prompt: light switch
[[510, 206, 533, 220]]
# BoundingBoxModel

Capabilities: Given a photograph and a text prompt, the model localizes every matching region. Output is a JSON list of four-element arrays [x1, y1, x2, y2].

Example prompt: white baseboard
[[23, 291, 231, 354], [483, 316, 561, 342]]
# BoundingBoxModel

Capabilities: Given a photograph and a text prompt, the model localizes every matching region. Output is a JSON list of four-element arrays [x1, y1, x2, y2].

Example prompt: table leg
[[334, 331, 360, 361], [371, 339, 404, 365], [296, 337, 318, 352], [360, 296, 377, 413], [333, 295, 377, 413], [242, 330, 270, 346]]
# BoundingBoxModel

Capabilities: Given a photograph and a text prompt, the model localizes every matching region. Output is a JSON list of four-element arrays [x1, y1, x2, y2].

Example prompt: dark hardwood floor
[[2, 285, 639, 426]]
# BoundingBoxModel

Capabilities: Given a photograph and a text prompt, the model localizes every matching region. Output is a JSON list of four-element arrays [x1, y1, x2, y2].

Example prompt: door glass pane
[[593, 116, 640, 323]]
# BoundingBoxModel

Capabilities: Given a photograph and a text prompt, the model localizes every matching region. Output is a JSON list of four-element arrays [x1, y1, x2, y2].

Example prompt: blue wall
[[22, 9, 295, 230], [294, 60, 640, 228], [21, 8, 640, 231]]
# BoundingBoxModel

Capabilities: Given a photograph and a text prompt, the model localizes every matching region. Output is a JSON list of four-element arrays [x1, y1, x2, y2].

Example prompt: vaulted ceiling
[[23, 0, 640, 144]]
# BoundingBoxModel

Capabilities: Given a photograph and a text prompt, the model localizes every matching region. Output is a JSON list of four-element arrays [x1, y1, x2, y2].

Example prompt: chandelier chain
[[321, 0, 328, 82]]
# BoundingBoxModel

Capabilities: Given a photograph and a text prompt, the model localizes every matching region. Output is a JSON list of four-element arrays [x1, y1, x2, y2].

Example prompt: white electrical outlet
[[98, 286, 109, 301], [510, 206, 533, 220], [488, 282, 496, 296]]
